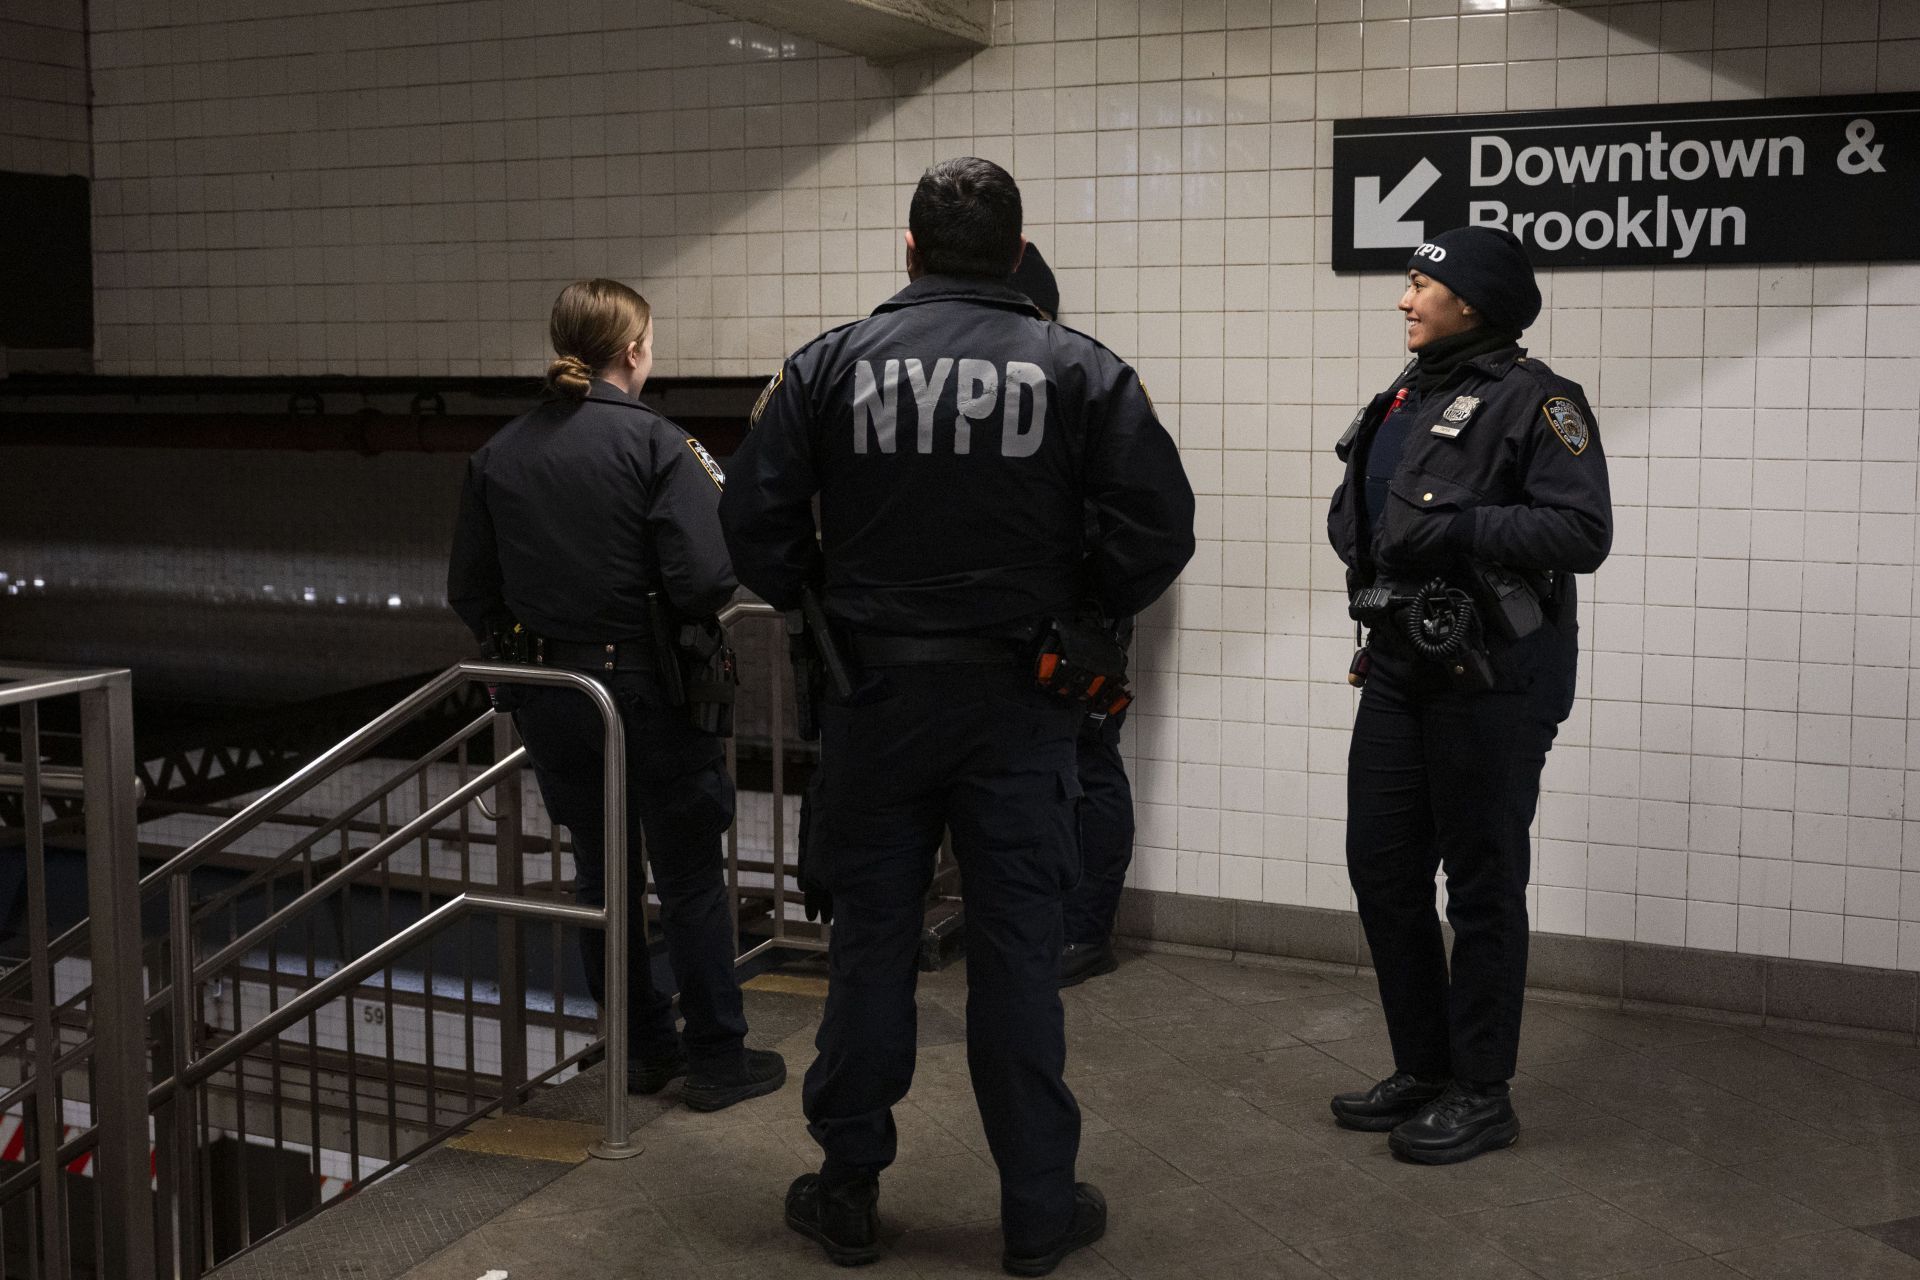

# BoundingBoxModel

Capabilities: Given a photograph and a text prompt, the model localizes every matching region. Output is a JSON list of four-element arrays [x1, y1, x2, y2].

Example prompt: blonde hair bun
[[545, 353, 594, 399]]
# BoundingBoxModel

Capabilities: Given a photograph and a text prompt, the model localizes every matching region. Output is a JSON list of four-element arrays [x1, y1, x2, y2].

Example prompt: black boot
[[1329, 1071, 1449, 1132], [786, 1173, 882, 1266], [1388, 1082, 1519, 1164], [1002, 1183, 1107, 1277], [627, 1044, 689, 1095], [1057, 941, 1118, 989], [681, 1048, 787, 1112]]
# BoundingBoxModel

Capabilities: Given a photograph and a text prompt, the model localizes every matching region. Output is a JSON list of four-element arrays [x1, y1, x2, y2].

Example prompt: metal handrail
[[0, 662, 152, 1280]]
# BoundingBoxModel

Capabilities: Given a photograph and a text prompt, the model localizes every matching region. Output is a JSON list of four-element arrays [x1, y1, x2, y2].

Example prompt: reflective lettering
[[853, 358, 899, 454], [954, 359, 998, 455], [1001, 362, 1048, 458], [904, 357, 954, 454]]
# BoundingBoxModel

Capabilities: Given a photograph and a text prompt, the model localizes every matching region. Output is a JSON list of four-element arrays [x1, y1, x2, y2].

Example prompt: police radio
[[1033, 618, 1133, 716]]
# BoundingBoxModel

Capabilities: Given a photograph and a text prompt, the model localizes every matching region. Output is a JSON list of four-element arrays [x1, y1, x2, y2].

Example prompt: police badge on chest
[[1430, 395, 1480, 439]]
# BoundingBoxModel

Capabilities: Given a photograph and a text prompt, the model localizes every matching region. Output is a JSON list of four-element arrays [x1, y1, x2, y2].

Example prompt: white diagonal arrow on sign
[[1352, 158, 1442, 249]]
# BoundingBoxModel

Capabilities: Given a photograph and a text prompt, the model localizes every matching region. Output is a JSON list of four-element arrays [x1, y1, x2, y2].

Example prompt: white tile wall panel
[[60, 0, 1920, 973]]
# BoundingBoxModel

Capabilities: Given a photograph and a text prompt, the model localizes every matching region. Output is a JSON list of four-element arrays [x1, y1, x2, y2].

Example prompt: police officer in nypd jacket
[[722, 158, 1194, 1274], [1325, 226, 1611, 1164], [448, 279, 785, 1114]]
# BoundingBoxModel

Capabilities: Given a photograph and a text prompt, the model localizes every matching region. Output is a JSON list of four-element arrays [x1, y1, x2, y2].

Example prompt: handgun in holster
[[1033, 617, 1133, 716], [647, 592, 738, 737], [678, 617, 738, 738], [784, 585, 853, 742]]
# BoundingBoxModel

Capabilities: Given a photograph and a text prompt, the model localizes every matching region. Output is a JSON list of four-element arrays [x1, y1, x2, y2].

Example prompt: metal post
[[587, 687, 636, 1160], [493, 716, 528, 1098], [78, 672, 158, 1280], [167, 875, 204, 1278], [22, 704, 72, 1280]]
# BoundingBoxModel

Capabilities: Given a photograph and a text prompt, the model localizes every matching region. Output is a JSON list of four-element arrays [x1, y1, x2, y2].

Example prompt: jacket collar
[[872, 273, 1045, 318], [1464, 343, 1525, 379]]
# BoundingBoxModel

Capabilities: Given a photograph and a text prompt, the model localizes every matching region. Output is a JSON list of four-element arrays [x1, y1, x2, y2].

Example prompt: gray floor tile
[[1128, 1101, 1331, 1183], [1519, 1116, 1716, 1195], [1130, 1003, 1312, 1061], [1718, 1228, 1920, 1279], [1074, 1129, 1199, 1200], [898, 1218, 1124, 1278], [1536, 1005, 1740, 1053], [1456, 1191, 1699, 1280], [1609, 1262, 1747, 1280], [873, 1150, 1002, 1232], [658, 1185, 810, 1259], [1249, 994, 1391, 1045], [1352, 1144, 1581, 1217], [1752, 1028, 1920, 1081], [1066, 956, 1235, 1023], [480, 1202, 706, 1276], [1120, 1245, 1335, 1280], [1066, 1005, 1189, 1079], [1517, 1008, 1628, 1065], [1209, 1158, 1438, 1246], [1597, 1167, 1837, 1254], [1864, 1214, 1920, 1261], [1090, 1184, 1287, 1269], [1733, 1146, 1920, 1227], [1145, 953, 1352, 1006], [1297, 1222, 1541, 1280]]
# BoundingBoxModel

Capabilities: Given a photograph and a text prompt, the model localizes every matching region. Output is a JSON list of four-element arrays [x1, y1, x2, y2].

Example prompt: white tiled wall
[[69, 0, 1920, 971], [0, 0, 89, 176]]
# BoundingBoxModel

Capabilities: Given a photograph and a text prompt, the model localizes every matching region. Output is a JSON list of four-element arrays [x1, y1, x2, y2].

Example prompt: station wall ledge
[[1115, 889, 1920, 1044]]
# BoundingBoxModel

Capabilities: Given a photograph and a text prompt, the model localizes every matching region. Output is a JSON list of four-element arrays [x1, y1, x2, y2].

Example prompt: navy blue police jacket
[[719, 275, 1196, 635], [447, 378, 736, 643], [1327, 343, 1612, 626]]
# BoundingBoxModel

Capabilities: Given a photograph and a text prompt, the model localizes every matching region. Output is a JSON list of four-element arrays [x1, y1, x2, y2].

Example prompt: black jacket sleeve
[[650, 430, 739, 617], [1081, 357, 1196, 618], [718, 362, 824, 611], [446, 456, 510, 642], [1455, 383, 1612, 574]]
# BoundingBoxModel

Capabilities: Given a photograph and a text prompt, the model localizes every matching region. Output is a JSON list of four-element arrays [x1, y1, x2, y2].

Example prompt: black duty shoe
[[627, 1045, 689, 1095], [681, 1048, 787, 1112], [1388, 1082, 1519, 1164], [1002, 1183, 1107, 1277], [1329, 1071, 1450, 1132], [1058, 941, 1119, 989], [786, 1173, 882, 1267]]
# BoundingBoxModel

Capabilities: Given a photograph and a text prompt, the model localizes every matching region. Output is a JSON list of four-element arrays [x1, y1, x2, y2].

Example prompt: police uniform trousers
[[508, 673, 749, 1070], [1345, 620, 1576, 1085], [1063, 707, 1133, 946], [804, 662, 1083, 1252]]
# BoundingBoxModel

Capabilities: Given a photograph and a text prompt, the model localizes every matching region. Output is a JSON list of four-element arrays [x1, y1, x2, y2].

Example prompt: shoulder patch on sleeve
[[1542, 397, 1591, 456], [686, 436, 726, 489], [749, 368, 783, 427]]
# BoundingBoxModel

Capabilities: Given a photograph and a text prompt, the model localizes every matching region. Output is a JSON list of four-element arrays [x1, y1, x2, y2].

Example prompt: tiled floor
[[386, 947, 1920, 1280]]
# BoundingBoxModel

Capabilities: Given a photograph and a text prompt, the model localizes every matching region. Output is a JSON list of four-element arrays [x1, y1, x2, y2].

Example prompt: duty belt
[[850, 632, 1027, 668], [532, 637, 655, 673]]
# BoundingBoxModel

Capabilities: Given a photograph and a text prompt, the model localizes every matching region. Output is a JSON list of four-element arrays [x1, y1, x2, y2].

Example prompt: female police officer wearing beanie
[[1324, 227, 1611, 1164], [447, 279, 784, 1110]]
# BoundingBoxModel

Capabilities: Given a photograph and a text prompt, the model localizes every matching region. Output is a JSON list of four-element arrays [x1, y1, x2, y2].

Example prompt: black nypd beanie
[[1009, 243, 1060, 319], [1407, 226, 1542, 337]]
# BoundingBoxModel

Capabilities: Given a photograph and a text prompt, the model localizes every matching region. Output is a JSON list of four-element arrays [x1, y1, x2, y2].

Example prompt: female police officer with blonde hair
[[1325, 228, 1611, 1164], [448, 279, 783, 1110]]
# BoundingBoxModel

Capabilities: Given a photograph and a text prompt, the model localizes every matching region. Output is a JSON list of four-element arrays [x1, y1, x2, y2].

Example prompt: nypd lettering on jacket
[[1326, 343, 1613, 627], [718, 274, 1197, 637], [852, 358, 1048, 456]]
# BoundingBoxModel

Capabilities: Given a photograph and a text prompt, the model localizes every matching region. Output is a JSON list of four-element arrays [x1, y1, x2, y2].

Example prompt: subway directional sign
[[1332, 93, 1920, 271]]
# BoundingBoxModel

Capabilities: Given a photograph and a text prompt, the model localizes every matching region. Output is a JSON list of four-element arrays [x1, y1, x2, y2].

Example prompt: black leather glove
[[796, 771, 833, 924]]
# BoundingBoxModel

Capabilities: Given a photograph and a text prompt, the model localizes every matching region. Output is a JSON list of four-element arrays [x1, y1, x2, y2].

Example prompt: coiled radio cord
[[1402, 578, 1478, 661]]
